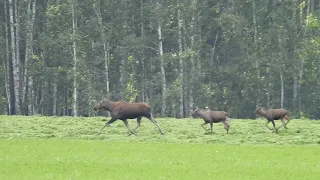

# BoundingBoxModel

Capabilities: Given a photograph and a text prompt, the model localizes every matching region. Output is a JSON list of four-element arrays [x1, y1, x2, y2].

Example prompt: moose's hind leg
[[222, 121, 230, 134], [145, 114, 165, 135]]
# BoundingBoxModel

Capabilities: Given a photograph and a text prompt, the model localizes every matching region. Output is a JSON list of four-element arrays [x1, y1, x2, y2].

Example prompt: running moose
[[255, 107, 290, 133], [93, 99, 165, 135], [191, 108, 231, 134]]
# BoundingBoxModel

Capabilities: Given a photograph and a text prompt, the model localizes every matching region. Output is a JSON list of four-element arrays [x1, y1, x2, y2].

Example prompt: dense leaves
[[0, 0, 320, 119]]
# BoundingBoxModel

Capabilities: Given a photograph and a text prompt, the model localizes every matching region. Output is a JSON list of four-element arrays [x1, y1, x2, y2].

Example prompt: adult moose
[[93, 99, 165, 135], [191, 108, 230, 134], [255, 107, 290, 133]]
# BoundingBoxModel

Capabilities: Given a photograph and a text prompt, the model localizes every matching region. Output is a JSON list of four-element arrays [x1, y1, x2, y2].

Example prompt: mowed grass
[[1, 116, 320, 179], [1, 115, 320, 145]]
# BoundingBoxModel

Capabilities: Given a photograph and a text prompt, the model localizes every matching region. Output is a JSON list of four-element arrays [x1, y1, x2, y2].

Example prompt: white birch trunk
[[140, 0, 145, 102], [22, 0, 36, 114], [28, 76, 33, 115], [278, 32, 285, 108], [71, 1, 78, 117], [157, 14, 166, 117], [23, 0, 36, 109], [280, 71, 284, 108], [298, 58, 304, 111], [9, 0, 20, 114], [4, 1, 11, 114], [52, 74, 57, 116], [189, 0, 197, 116], [93, 1, 109, 98], [252, 0, 261, 108], [14, 0, 21, 106], [177, 7, 184, 118]]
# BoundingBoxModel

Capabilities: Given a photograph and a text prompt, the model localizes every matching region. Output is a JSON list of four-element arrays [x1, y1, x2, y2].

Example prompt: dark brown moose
[[255, 107, 290, 133], [93, 99, 165, 135], [191, 108, 230, 134]]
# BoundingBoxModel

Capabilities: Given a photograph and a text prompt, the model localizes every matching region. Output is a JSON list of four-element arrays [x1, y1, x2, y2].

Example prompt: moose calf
[[93, 99, 165, 135], [255, 107, 290, 133], [191, 108, 230, 134]]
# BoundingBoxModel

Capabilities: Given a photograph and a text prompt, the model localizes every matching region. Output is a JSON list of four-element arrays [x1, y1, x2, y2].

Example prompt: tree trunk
[[4, 1, 11, 115], [28, 76, 34, 115], [297, 58, 304, 114], [177, 7, 184, 118], [71, 0, 78, 117], [23, 0, 36, 114], [14, 0, 22, 107], [252, 0, 261, 107], [93, 0, 110, 99], [280, 70, 284, 109], [140, 0, 145, 102], [119, 50, 126, 99], [278, 32, 285, 109], [189, 0, 197, 116], [9, 0, 20, 114], [52, 70, 58, 116], [64, 84, 68, 116], [157, 11, 166, 117]]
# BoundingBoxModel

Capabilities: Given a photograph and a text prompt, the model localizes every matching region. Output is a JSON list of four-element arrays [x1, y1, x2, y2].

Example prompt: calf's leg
[[265, 121, 274, 130], [210, 122, 213, 134], [201, 122, 209, 132], [222, 120, 230, 134], [284, 115, 290, 129], [270, 119, 278, 133]]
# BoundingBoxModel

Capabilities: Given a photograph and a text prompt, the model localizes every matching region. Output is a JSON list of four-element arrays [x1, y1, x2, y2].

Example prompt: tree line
[[0, 0, 320, 119]]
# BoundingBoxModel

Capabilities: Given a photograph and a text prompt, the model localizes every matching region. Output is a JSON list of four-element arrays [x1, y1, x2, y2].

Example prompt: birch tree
[[188, 0, 197, 116], [93, 0, 110, 99], [71, 0, 78, 117], [177, 5, 184, 118], [14, 0, 21, 104], [3, 1, 11, 114], [23, 0, 36, 115], [156, 2, 167, 117], [9, 0, 20, 114]]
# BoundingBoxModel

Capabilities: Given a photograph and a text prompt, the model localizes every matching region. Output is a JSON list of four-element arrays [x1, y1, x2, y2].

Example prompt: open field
[[1, 115, 320, 145], [1, 116, 320, 179]]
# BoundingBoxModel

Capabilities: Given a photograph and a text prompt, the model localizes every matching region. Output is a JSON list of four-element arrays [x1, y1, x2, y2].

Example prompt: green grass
[[1, 139, 319, 180], [1, 116, 320, 179], [1, 115, 320, 145]]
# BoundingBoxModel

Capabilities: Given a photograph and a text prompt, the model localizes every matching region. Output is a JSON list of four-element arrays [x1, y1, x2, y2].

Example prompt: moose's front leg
[[98, 118, 117, 134], [265, 121, 274, 130], [122, 119, 136, 136]]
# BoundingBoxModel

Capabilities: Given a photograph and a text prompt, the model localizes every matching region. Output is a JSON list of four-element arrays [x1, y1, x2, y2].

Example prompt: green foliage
[[1, 0, 320, 118]]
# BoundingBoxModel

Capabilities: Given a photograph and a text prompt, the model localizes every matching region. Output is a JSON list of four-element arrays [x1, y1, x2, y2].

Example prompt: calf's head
[[255, 107, 262, 114], [191, 108, 201, 118], [93, 102, 102, 111]]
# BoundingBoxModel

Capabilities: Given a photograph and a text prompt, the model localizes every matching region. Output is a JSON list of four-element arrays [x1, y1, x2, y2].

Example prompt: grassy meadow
[[0, 115, 320, 179]]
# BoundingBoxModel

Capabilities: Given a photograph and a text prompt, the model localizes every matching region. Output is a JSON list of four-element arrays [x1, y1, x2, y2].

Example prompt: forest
[[0, 0, 319, 119]]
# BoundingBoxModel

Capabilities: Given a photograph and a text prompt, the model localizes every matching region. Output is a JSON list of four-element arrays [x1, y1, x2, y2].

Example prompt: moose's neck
[[197, 109, 207, 118], [103, 100, 114, 111], [258, 109, 268, 117]]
